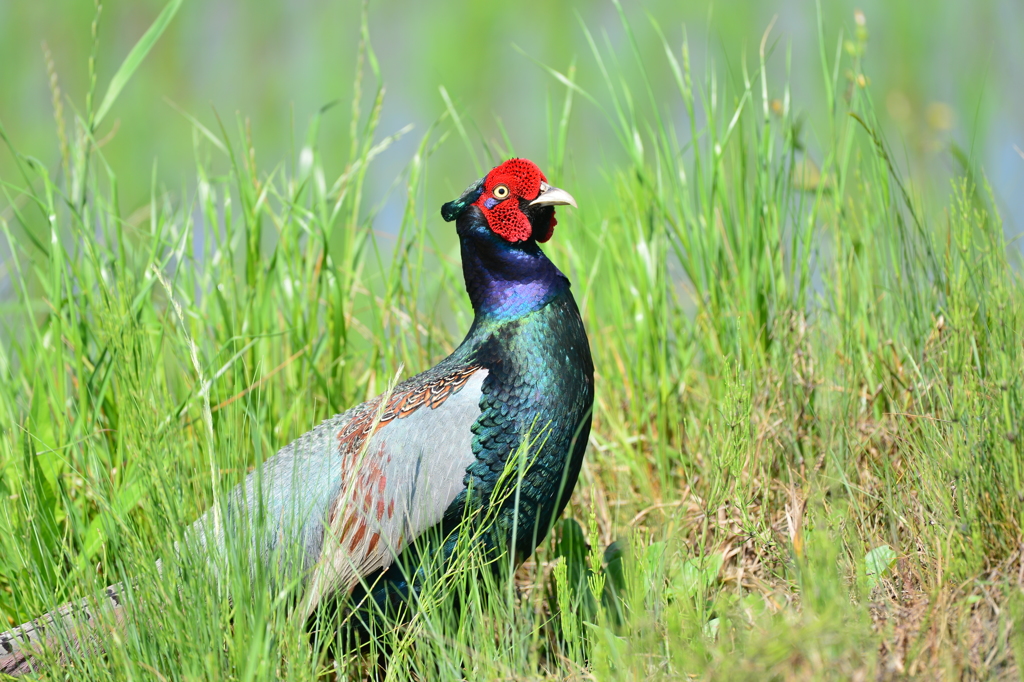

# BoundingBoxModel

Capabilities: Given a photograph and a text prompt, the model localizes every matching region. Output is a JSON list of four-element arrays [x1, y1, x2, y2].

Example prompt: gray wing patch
[[301, 368, 486, 615], [189, 413, 349, 582]]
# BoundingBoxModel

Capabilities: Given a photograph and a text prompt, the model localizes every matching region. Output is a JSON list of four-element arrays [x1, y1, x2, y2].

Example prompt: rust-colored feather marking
[[347, 522, 368, 553], [326, 365, 483, 561], [338, 514, 358, 541], [335, 364, 482, 456], [301, 365, 484, 619]]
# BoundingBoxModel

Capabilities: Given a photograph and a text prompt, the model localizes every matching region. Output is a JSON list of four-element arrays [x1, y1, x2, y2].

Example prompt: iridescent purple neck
[[457, 209, 568, 320]]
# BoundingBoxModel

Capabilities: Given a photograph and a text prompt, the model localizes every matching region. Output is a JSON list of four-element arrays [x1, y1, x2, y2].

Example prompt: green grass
[[2, 2, 1023, 680]]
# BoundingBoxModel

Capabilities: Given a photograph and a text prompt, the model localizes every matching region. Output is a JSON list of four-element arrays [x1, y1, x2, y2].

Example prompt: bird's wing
[[189, 413, 349, 579], [300, 365, 487, 617]]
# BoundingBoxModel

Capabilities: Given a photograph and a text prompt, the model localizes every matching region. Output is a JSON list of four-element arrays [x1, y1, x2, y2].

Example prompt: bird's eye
[[492, 184, 510, 199]]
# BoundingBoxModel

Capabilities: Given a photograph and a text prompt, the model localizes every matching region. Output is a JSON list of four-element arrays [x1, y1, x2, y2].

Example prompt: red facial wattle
[[472, 158, 558, 243], [479, 194, 534, 242]]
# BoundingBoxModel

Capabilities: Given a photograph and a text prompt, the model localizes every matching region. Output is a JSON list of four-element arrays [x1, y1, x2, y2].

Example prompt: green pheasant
[[1, 158, 594, 675]]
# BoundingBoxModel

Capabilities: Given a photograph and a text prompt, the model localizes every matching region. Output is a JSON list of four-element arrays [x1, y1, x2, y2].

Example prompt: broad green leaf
[[554, 518, 589, 592], [93, 0, 183, 128], [671, 553, 724, 599], [704, 617, 721, 639], [864, 544, 898, 588]]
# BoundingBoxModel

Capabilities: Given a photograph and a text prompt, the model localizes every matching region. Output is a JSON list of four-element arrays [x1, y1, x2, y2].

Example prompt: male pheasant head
[[441, 158, 576, 244], [442, 159, 577, 318]]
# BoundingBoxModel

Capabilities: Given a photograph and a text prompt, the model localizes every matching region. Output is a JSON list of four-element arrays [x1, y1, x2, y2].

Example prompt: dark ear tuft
[[441, 181, 484, 222]]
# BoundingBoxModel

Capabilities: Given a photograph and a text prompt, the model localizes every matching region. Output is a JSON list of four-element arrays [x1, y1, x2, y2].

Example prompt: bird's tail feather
[[0, 582, 127, 677]]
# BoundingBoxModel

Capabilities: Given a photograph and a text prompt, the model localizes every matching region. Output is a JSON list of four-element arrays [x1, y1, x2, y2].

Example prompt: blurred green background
[[1, 0, 1022, 231], [2, 4, 1024, 677]]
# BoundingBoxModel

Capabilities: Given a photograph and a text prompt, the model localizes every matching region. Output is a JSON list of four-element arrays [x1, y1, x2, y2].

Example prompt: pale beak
[[530, 181, 577, 208]]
